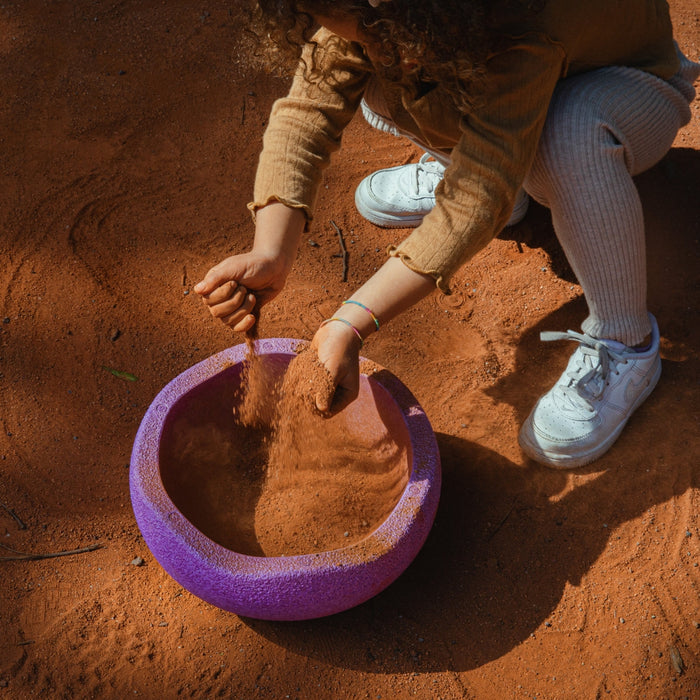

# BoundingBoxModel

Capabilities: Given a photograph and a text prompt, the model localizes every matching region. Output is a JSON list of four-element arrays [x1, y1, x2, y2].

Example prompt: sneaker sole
[[354, 188, 530, 229], [354, 189, 424, 228], [518, 358, 661, 469]]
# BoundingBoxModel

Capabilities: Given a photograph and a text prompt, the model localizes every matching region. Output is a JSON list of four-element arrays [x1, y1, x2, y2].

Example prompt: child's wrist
[[252, 202, 305, 261], [250, 243, 295, 273], [326, 299, 381, 342], [319, 317, 365, 348]]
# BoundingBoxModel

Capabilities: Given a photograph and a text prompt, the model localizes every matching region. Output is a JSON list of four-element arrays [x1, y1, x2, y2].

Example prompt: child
[[194, 0, 699, 469]]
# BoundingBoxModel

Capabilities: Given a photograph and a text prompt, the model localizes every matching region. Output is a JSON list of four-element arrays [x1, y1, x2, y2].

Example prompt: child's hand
[[195, 203, 307, 333], [194, 252, 289, 333], [311, 320, 362, 415]]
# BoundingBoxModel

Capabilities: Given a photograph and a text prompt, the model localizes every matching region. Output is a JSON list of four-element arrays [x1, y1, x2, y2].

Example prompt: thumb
[[314, 384, 334, 415], [194, 258, 247, 296], [312, 357, 337, 416]]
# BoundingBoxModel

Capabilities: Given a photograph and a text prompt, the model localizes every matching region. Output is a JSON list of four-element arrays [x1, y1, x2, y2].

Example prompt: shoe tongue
[[558, 346, 604, 410], [413, 162, 441, 195], [416, 171, 435, 194]]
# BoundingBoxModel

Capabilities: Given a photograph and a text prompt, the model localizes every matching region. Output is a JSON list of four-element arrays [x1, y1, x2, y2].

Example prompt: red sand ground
[[1, 2, 698, 698]]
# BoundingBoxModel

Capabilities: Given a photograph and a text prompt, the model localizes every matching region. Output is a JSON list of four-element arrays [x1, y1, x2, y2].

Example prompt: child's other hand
[[194, 253, 288, 333], [311, 320, 362, 415]]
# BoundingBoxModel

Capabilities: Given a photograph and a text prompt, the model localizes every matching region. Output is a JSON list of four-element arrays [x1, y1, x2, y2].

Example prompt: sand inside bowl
[[159, 341, 410, 557]]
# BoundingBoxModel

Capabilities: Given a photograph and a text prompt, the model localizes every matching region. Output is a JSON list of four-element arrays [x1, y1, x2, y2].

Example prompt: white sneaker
[[518, 314, 662, 469], [354, 153, 529, 228]]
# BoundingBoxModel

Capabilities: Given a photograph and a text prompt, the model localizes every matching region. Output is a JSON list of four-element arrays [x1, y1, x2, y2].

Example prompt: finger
[[194, 261, 243, 296], [315, 368, 360, 415], [311, 355, 338, 415], [201, 281, 245, 308], [315, 385, 334, 415], [207, 286, 249, 318], [222, 293, 257, 329], [315, 383, 357, 416], [232, 313, 257, 334], [331, 381, 359, 414], [194, 271, 225, 296]]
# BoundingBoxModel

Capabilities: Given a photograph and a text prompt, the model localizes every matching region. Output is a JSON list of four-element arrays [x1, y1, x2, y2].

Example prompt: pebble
[[131, 556, 145, 567], [670, 645, 686, 675]]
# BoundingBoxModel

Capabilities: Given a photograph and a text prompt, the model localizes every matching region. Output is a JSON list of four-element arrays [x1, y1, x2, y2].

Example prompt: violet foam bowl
[[129, 338, 441, 621]]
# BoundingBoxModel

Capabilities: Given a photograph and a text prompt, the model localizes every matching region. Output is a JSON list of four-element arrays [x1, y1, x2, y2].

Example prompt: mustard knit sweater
[[250, 0, 680, 291]]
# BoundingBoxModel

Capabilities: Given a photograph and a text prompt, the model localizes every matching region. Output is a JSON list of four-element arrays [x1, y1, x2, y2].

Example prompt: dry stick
[[0, 501, 27, 530], [0, 542, 27, 554], [330, 219, 348, 282], [0, 543, 102, 562], [487, 499, 516, 541]]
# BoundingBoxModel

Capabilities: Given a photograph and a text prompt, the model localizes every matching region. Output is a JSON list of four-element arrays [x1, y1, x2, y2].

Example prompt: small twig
[[0, 501, 27, 530], [0, 542, 26, 554], [330, 219, 348, 282], [0, 543, 102, 562], [241, 95, 246, 125], [487, 500, 516, 541]]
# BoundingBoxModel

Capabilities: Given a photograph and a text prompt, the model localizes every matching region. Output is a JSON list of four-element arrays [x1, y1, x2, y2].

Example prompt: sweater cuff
[[387, 245, 451, 294], [247, 197, 312, 225]]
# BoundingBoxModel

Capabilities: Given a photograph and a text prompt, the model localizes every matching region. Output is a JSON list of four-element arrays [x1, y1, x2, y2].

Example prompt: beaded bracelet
[[320, 317, 364, 347], [341, 300, 380, 331]]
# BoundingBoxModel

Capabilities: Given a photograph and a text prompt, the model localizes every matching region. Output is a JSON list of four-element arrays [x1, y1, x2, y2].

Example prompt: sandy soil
[[1, 2, 698, 698]]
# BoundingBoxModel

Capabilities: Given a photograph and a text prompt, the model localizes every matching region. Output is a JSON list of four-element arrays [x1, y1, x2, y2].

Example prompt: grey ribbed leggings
[[363, 49, 700, 346]]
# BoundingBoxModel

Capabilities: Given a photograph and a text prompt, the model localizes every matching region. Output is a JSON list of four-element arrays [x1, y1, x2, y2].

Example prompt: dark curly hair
[[252, 0, 545, 109]]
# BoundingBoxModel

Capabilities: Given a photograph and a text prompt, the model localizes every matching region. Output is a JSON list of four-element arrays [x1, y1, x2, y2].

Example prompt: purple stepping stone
[[130, 338, 441, 620]]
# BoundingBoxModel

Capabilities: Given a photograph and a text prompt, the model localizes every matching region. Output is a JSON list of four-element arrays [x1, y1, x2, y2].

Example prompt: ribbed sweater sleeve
[[249, 29, 372, 221], [389, 36, 566, 291]]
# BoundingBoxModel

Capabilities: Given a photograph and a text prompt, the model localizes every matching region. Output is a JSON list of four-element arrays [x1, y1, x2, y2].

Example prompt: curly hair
[[252, 0, 545, 109]]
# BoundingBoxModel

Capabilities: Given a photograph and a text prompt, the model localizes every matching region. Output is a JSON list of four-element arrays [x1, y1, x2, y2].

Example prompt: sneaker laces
[[541, 330, 629, 410], [411, 153, 445, 196]]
